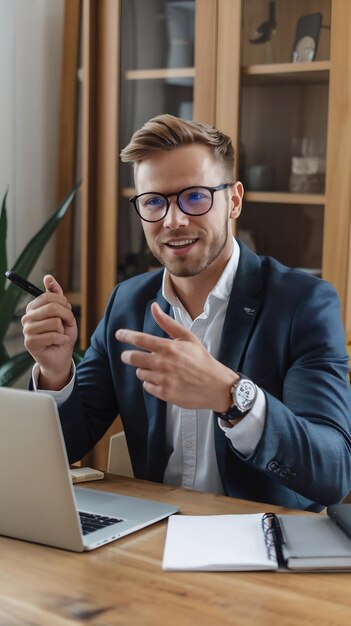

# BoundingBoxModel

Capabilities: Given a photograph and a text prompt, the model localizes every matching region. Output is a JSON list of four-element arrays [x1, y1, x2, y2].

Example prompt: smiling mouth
[[165, 238, 197, 248]]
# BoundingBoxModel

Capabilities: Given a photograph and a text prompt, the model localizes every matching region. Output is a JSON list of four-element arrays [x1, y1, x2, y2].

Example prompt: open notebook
[[162, 509, 351, 572]]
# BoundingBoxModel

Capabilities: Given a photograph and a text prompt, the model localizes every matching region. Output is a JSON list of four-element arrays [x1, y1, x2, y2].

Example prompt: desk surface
[[1, 474, 351, 626]]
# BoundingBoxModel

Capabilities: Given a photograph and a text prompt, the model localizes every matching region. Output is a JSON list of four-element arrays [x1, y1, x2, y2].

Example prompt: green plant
[[0, 182, 84, 386]]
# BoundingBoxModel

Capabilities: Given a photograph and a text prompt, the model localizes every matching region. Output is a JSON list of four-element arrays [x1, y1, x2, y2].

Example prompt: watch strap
[[214, 405, 251, 422], [214, 373, 257, 422]]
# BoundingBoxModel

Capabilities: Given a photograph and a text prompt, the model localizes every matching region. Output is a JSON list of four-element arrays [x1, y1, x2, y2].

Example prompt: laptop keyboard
[[79, 511, 123, 535]]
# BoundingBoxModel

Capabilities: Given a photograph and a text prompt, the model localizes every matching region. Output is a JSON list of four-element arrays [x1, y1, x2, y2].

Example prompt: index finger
[[115, 328, 170, 352]]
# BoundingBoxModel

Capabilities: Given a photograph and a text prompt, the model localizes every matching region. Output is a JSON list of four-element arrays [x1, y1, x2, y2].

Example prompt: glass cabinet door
[[118, 0, 196, 281], [236, 0, 331, 276]]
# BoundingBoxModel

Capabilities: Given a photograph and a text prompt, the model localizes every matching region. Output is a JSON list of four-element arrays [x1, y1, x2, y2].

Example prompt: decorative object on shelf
[[289, 138, 325, 194], [243, 164, 275, 192], [291, 13, 322, 63], [249, 1, 276, 44]]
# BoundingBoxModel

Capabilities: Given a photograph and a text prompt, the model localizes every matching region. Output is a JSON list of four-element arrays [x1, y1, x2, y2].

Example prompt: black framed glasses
[[129, 183, 234, 223]]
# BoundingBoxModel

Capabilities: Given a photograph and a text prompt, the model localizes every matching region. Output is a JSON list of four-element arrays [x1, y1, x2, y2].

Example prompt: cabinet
[[74, 0, 218, 347], [66, 0, 218, 467], [56, 0, 351, 467], [236, 1, 331, 274], [214, 0, 351, 333], [71, 0, 350, 347], [118, 0, 196, 282]]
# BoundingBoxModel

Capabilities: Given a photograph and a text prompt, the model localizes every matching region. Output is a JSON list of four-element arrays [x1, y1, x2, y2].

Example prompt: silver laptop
[[0, 387, 178, 551]]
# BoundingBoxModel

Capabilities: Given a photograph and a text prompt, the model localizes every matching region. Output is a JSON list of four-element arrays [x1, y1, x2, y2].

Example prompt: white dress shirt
[[32, 238, 266, 494], [162, 238, 266, 494]]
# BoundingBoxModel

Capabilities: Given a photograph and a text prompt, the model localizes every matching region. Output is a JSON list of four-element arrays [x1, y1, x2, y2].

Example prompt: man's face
[[134, 144, 242, 278]]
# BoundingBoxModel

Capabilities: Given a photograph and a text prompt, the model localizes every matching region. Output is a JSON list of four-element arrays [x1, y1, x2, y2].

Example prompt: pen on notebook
[[5, 270, 44, 298]]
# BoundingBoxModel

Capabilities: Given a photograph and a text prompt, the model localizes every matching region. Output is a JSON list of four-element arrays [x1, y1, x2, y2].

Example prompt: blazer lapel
[[143, 289, 171, 481], [218, 242, 263, 372], [215, 243, 264, 482]]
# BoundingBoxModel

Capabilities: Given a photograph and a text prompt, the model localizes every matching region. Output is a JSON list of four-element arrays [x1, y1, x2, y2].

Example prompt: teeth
[[168, 239, 195, 247]]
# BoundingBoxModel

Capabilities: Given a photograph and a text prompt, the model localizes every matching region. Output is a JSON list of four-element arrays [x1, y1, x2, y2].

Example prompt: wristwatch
[[215, 373, 257, 421]]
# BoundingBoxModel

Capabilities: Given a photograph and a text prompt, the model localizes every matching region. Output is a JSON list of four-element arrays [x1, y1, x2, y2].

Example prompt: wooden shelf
[[243, 61, 330, 86], [124, 67, 195, 81], [244, 192, 325, 205], [121, 187, 135, 198]]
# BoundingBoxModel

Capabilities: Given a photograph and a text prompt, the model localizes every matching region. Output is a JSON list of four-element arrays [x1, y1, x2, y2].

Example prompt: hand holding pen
[[6, 271, 78, 391]]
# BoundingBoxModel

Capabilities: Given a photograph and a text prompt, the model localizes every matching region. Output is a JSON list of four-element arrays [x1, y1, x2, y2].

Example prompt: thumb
[[43, 274, 64, 295], [151, 302, 194, 341]]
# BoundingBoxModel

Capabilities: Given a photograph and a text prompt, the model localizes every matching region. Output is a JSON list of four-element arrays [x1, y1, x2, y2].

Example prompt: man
[[22, 114, 351, 511]]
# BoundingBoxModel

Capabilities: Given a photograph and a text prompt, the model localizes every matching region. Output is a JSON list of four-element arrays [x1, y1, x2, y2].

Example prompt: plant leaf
[[0, 351, 33, 387], [0, 344, 85, 387], [0, 181, 81, 345], [0, 189, 9, 297], [12, 180, 81, 276]]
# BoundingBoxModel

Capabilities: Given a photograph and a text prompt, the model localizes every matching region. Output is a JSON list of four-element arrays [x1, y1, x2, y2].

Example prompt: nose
[[162, 197, 190, 228]]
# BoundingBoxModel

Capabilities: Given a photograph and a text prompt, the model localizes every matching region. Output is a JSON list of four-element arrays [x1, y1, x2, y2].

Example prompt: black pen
[[5, 270, 44, 298]]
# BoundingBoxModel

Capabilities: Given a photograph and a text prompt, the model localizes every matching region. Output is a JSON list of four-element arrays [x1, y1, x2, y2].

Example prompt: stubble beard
[[148, 227, 230, 278]]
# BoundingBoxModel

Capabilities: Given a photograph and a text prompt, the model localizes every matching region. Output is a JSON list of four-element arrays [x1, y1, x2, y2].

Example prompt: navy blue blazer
[[58, 241, 351, 511]]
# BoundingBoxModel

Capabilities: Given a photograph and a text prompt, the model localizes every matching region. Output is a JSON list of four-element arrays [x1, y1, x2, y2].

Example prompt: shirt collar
[[162, 237, 240, 310]]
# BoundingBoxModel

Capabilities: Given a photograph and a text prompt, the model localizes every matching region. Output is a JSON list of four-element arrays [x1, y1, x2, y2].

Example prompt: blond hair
[[120, 114, 234, 177]]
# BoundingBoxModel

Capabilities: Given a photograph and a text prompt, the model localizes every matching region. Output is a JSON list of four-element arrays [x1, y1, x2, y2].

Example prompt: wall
[[0, 0, 65, 286]]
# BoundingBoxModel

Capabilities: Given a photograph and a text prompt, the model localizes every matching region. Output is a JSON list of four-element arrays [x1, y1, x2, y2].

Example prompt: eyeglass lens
[[136, 187, 213, 221]]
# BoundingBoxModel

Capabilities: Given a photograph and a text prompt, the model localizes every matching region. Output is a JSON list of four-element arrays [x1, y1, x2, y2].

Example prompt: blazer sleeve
[[58, 287, 120, 463], [235, 278, 351, 506]]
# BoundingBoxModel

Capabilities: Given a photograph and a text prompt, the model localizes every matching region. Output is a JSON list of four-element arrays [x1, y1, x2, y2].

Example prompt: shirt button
[[185, 441, 192, 449]]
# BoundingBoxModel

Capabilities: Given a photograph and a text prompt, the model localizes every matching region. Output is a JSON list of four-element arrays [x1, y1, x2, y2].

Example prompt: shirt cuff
[[218, 386, 266, 456], [31, 361, 76, 406]]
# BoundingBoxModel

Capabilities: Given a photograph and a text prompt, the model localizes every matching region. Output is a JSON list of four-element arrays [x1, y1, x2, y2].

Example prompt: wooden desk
[[1, 475, 351, 626]]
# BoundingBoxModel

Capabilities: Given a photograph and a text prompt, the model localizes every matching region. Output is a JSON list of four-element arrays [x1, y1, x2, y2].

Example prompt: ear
[[229, 181, 244, 220]]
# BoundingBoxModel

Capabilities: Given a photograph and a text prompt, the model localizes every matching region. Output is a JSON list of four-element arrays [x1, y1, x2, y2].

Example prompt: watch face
[[292, 36, 316, 63], [236, 379, 256, 411]]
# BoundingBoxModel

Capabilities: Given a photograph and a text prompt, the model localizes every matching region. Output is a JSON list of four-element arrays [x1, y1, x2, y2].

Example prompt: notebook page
[[162, 514, 278, 571]]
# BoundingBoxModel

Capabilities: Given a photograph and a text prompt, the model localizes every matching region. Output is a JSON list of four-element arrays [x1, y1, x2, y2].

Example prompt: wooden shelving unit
[[121, 187, 135, 199], [245, 192, 325, 205], [239, 54, 328, 267], [243, 60, 330, 84], [214, 0, 350, 331], [55, 0, 351, 470], [57, 0, 351, 339], [124, 67, 195, 80]]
